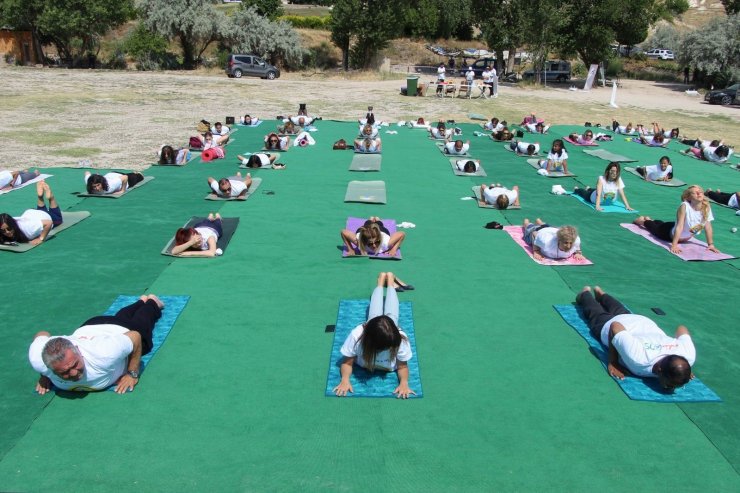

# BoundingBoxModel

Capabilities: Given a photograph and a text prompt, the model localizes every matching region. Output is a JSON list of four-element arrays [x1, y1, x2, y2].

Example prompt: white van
[[646, 49, 674, 60], [522, 60, 571, 82]]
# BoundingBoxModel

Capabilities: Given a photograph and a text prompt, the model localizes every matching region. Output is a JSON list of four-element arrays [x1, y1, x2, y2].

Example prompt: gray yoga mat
[[349, 154, 382, 172], [583, 149, 638, 163], [504, 143, 541, 157], [77, 176, 155, 198], [623, 167, 686, 187], [526, 159, 576, 178], [450, 158, 486, 177], [238, 152, 280, 169], [436, 141, 471, 157], [205, 177, 262, 200], [471, 186, 521, 209], [344, 180, 387, 204], [161, 217, 240, 256], [0, 211, 91, 253]]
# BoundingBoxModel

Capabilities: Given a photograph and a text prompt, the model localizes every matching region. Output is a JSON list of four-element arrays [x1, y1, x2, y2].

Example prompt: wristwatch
[[127, 370, 139, 379]]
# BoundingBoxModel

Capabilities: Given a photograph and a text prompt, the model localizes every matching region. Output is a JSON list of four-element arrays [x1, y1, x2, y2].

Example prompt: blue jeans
[[37, 205, 63, 227], [368, 286, 399, 325]]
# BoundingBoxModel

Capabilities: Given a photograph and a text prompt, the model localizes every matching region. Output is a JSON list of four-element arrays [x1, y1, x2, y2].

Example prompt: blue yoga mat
[[325, 299, 423, 398], [554, 304, 720, 402], [567, 192, 637, 214]]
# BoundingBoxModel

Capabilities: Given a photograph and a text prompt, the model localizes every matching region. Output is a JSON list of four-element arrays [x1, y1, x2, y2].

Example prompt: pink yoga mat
[[620, 223, 735, 261], [503, 225, 593, 266], [563, 136, 598, 147], [342, 217, 402, 260]]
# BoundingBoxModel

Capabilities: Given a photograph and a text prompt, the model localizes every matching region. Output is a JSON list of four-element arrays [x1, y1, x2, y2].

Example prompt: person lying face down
[[444, 138, 470, 155], [510, 140, 540, 155], [0, 169, 39, 190], [455, 159, 480, 174], [340, 217, 405, 257], [354, 137, 382, 153], [492, 128, 513, 141], [479, 183, 520, 209], [522, 218, 583, 261], [84, 172, 145, 195], [0, 181, 63, 246], [572, 162, 633, 211], [635, 156, 673, 182], [171, 213, 223, 257], [359, 124, 378, 138], [264, 132, 290, 150], [207, 173, 252, 198]]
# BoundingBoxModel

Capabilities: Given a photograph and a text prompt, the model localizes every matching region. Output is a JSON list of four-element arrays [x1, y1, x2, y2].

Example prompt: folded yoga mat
[[623, 167, 685, 187], [451, 159, 486, 177], [563, 136, 598, 147], [325, 299, 422, 398], [103, 295, 190, 392], [0, 211, 91, 253], [341, 217, 401, 260], [553, 304, 721, 402], [205, 177, 262, 201], [77, 176, 155, 198], [583, 149, 638, 163], [161, 217, 240, 257], [567, 192, 637, 214], [526, 159, 576, 178], [436, 142, 471, 157], [344, 180, 386, 204], [349, 154, 382, 172], [620, 223, 735, 261], [471, 186, 521, 209], [502, 225, 593, 265], [503, 144, 541, 157], [0, 173, 53, 195]]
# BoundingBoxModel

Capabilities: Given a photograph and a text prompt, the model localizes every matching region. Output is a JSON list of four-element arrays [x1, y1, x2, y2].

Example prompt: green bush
[[605, 57, 622, 77], [300, 41, 337, 70], [280, 15, 330, 29]]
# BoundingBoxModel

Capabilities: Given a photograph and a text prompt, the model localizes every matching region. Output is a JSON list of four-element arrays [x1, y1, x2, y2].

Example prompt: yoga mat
[[237, 121, 263, 127], [349, 154, 382, 172], [262, 146, 289, 152], [563, 136, 598, 147], [205, 177, 262, 201], [626, 137, 667, 148], [238, 153, 281, 169], [436, 142, 470, 157], [341, 217, 402, 260], [77, 176, 155, 198], [161, 217, 240, 257], [151, 153, 197, 167], [527, 159, 576, 178], [354, 149, 381, 155], [344, 181, 386, 204], [451, 159, 486, 177], [468, 113, 486, 120], [325, 299, 422, 398], [0, 211, 91, 253], [707, 197, 739, 210], [503, 144, 541, 157], [624, 167, 685, 187], [620, 223, 735, 261], [568, 192, 637, 214], [0, 173, 53, 195], [471, 186, 521, 209], [502, 225, 593, 265], [583, 149, 638, 163], [553, 304, 721, 403]]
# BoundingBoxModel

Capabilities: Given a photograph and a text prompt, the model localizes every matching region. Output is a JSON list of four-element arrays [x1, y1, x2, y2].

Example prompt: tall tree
[[349, 0, 399, 68], [329, 0, 359, 70], [680, 13, 740, 86], [223, 6, 303, 66], [240, 0, 284, 21], [473, 0, 527, 72], [721, 0, 739, 14]]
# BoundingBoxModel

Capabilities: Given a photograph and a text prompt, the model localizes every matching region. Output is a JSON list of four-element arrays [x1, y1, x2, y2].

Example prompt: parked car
[[705, 84, 739, 106], [468, 58, 497, 78], [522, 60, 571, 82], [225, 54, 280, 79], [645, 49, 674, 60]]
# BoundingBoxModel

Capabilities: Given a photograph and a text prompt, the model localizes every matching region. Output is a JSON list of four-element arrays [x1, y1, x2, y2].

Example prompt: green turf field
[[1, 121, 738, 492]]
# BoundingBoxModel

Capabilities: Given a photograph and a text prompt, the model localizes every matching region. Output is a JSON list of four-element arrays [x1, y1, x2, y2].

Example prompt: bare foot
[[43, 182, 53, 201], [208, 213, 215, 221], [377, 272, 387, 287], [575, 286, 591, 303], [146, 294, 165, 309], [214, 212, 222, 220], [139, 295, 148, 302], [36, 180, 45, 198], [594, 286, 605, 300], [523, 218, 531, 227], [535, 218, 544, 225]]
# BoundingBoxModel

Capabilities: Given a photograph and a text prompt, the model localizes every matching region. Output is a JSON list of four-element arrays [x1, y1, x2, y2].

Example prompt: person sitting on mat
[[634, 156, 674, 182], [575, 286, 695, 390], [484, 117, 504, 132], [237, 153, 283, 169], [209, 122, 231, 145], [28, 294, 164, 394], [632, 185, 720, 254], [0, 169, 39, 191], [444, 138, 470, 155], [158, 145, 191, 165], [334, 272, 416, 399], [171, 213, 224, 257], [455, 159, 480, 174], [491, 128, 514, 141], [240, 114, 260, 126], [522, 218, 583, 261], [208, 173, 253, 199], [0, 181, 63, 246], [277, 120, 299, 135], [354, 137, 382, 153], [359, 123, 379, 139], [572, 162, 633, 211], [341, 216, 405, 257], [84, 171, 145, 195], [429, 121, 452, 140], [264, 132, 290, 151], [509, 140, 540, 156], [705, 188, 739, 210], [479, 184, 520, 209], [538, 139, 569, 174]]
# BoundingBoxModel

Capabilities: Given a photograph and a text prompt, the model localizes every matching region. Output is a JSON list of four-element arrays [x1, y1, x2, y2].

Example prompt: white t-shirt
[[547, 150, 568, 168], [357, 141, 379, 153], [437, 66, 446, 80], [465, 69, 474, 82], [455, 160, 480, 172], [355, 231, 390, 254], [644, 164, 672, 181], [590, 176, 624, 204], [703, 146, 732, 163], [195, 226, 219, 250], [210, 125, 230, 136], [526, 123, 549, 133], [483, 187, 517, 206], [0, 170, 19, 189], [210, 179, 247, 198], [484, 122, 504, 132], [728, 194, 739, 209], [482, 69, 493, 83], [14, 209, 51, 240], [672, 201, 713, 239], [515, 142, 540, 154], [533, 227, 580, 259], [340, 325, 412, 371], [430, 128, 451, 139], [85, 172, 124, 194], [289, 116, 314, 126], [445, 142, 469, 155], [616, 126, 635, 135], [599, 314, 696, 377], [28, 324, 133, 391]]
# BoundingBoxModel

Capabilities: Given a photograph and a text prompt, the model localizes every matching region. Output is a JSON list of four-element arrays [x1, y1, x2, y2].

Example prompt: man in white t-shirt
[[490, 65, 498, 97], [444, 139, 470, 155], [208, 173, 253, 198], [481, 67, 492, 98], [576, 286, 695, 391], [28, 295, 164, 394]]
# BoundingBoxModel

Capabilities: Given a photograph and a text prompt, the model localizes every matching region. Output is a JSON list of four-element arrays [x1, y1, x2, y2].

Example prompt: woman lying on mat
[[277, 120, 299, 135], [479, 184, 520, 209], [484, 117, 504, 132], [612, 120, 635, 135], [237, 153, 283, 169], [633, 185, 720, 254], [171, 213, 223, 257], [0, 169, 39, 190], [646, 122, 679, 139], [634, 156, 673, 182], [208, 173, 252, 199], [525, 121, 550, 134], [568, 130, 595, 145], [334, 272, 415, 399], [572, 162, 633, 211], [509, 140, 540, 156], [354, 137, 382, 153], [0, 181, 62, 245], [491, 128, 514, 141], [695, 141, 733, 163], [538, 139, 569, 174], [429, 121, 452, 140], [359, 123, 379, 139], [199, 131, 227, 150], [444, 138, 470, 155], [522, 218, 583, 261], [264, 132, 290, 151], [340, 217, 405, 257], [705, 189, 739, 210], [636, 130, 668, 147], [455, 159, 480, 173], [84, 171, 145, 195], [158, 145, 191, 165], [240, 114, 260, 126]]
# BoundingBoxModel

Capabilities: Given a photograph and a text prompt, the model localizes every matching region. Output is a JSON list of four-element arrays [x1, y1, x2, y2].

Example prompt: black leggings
[[81, 299, 162, 355], [643, 219, 674, 242], [572, 187, 594, 203], [705, 190, 733, 206], [126, 173, 145, 188], [577, 291, 630, 340]]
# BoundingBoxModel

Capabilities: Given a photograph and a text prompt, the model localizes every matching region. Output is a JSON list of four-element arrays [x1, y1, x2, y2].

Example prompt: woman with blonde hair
[[340, 217, 405, 257]]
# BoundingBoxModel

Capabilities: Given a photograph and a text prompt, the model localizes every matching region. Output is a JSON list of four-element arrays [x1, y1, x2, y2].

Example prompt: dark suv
[[225, 54, 280, 80]]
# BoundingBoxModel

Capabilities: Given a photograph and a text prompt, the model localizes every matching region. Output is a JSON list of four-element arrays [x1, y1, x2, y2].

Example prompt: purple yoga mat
[[620, 223, 735, 261], [563, 136, 598, 147], [342, 217, 402, 260]]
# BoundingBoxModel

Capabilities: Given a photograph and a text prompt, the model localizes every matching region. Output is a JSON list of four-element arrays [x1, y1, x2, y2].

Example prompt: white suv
[[646, 49, 675, 60]]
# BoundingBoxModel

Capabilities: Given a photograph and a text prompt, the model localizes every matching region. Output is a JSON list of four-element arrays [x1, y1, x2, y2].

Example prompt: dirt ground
[[0, 66, 737, 171]]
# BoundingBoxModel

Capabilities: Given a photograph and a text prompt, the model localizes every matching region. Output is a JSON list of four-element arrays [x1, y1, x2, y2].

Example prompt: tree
[[473, 0, 527, 72], [721, 0, 739, 14], [240, 0, 284, 21], [680, 13, 740, 87], [613, 0, 651, 49], [557, 0, 616, 67], [349, 0, 399, 68], [329, 0, 359, 70], [223, 6, 303, 67], [402, 0, 438, 38]]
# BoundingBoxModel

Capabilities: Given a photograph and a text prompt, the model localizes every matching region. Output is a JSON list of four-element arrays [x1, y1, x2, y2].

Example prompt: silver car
[[225, 54, 280, 80]]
